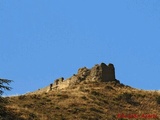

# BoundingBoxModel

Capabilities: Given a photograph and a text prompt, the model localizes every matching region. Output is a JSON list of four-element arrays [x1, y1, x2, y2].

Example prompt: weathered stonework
[[47, 63, 117, 92]]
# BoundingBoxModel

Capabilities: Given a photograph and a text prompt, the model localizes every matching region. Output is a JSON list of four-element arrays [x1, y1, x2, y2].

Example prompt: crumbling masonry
[[47, 63, 117, 92]]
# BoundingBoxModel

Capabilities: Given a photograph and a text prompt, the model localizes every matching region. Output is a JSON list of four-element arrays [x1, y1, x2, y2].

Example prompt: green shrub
[[136, 93, 145, 98], [81, 96, 87, 100], [18, 95, 26, 100], [55, 106, 60, 109], [90, 107, 103, 113], [117, 92, 132, 101], [156, 96, 160, 104], [91, 91, 101, 96], [116, 92, 140, 106]]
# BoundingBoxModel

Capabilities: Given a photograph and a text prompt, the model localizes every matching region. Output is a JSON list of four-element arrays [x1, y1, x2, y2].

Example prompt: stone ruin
[[47, 63, 118, 92]]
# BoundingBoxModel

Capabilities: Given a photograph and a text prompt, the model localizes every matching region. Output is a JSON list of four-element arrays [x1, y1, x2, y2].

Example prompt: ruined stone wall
[[47, 63, 116, 92]]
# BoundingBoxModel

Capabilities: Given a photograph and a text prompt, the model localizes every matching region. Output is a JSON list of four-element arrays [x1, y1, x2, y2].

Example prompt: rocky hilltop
[[46, 63, 120, 92], [33, 63, 119, 93], [30, 63, 120, 94]]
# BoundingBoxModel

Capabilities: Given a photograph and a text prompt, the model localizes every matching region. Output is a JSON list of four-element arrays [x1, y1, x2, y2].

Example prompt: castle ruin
[[47, 63, 117, 91]]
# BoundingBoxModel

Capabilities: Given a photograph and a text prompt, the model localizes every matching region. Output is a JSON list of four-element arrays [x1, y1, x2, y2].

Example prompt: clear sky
[[1, 0, 160, 95]]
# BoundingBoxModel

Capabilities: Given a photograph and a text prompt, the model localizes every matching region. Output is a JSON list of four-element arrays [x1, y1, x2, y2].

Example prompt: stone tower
[[90, 63, 116, 82], [101, 63, 115, 82]]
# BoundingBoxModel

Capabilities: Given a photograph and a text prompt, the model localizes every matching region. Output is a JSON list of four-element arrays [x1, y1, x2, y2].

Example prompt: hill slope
[[2, 81, 160, 120], [1, 63, 160, 120]]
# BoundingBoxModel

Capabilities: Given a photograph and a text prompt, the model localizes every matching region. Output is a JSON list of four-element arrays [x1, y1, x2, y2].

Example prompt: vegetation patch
[[115, 92, 140, 106], [90, 90, 101, 96], [156, 96, 160, 104]]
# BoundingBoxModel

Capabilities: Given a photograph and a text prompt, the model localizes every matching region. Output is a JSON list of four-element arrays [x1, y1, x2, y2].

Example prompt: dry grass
[[1, 81, 160, 120]]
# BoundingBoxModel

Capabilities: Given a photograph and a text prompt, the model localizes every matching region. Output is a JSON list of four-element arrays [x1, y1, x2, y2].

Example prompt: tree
[[0, 78, 12, 96], [0, 79, 12, 119]]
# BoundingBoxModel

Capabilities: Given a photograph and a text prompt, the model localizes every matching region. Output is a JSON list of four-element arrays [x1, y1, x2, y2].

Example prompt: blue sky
[[0, 0, 160, 95]]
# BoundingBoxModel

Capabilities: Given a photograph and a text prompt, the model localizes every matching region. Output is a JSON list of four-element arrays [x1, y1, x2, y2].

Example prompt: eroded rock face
[[48, 63, 116, 91]]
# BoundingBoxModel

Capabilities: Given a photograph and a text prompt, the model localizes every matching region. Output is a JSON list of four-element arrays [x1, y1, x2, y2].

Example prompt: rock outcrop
[[47, 63, 118, 92]]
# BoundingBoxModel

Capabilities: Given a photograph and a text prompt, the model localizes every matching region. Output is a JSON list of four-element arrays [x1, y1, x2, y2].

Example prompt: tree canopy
[[0, 78, 12, 96]]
